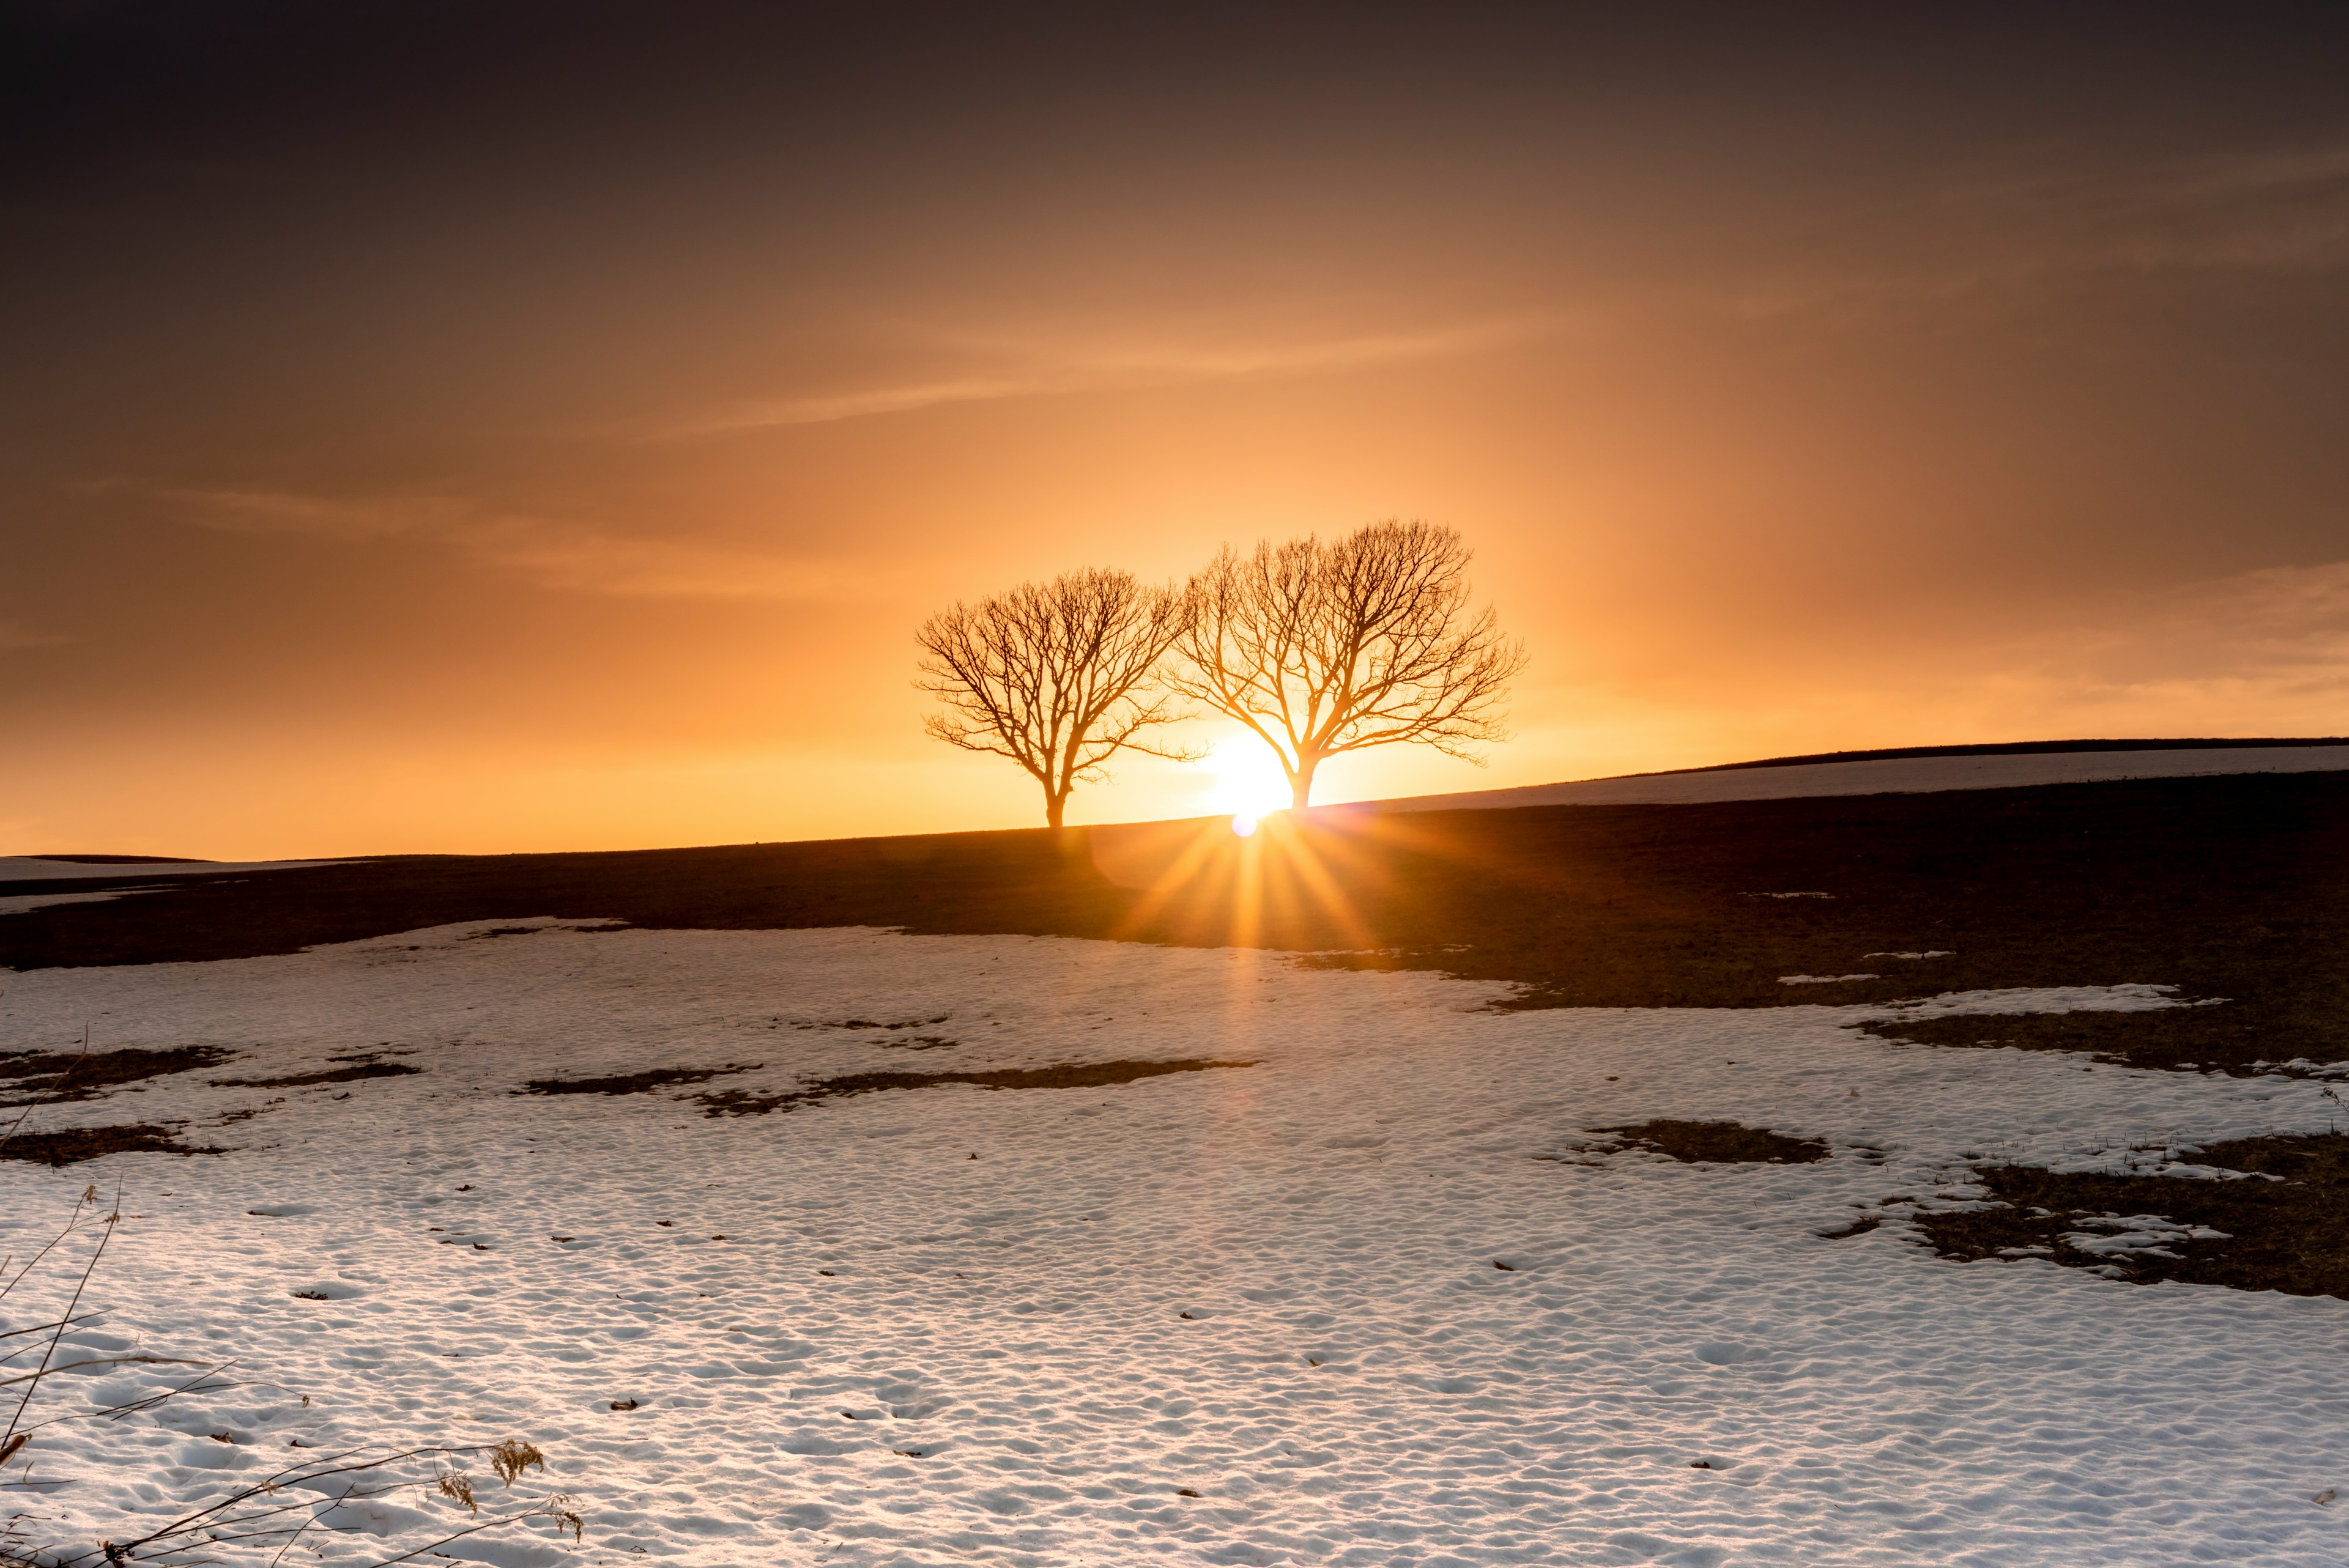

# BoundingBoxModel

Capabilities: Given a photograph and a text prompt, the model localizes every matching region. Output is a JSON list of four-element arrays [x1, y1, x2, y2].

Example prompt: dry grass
[[0, 1125, 224, 1166], [521, 1063, 762, 1096], [1917, 1132, 2349, 1298], [207, 1061, 422, 1089], [1850, 1004, 2319, 1076], [0, 1185, 585, 1564], [1592, 1120, 1828, 1164], [0, 1048, 236, 1105], [9, 771, 2343, 1071]]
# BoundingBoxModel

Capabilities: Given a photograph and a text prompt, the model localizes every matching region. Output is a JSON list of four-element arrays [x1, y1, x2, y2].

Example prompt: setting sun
[[1197, 736, 1292, 832]]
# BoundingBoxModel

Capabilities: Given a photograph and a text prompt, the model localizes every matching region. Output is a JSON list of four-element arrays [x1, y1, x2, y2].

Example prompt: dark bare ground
[[209, 1062, 423, 1089], [694, 1058, 1256, 1116], [6, 771, 2343, 1069], [1917, 1133, 2349, 1298], [0, 1046, 237, 1103], [1596, 1120, 1829, 1164], [522, 1064, 761, 1096], [0, 1124, 226, 1164], [1851, 1004, 2316, 1076]]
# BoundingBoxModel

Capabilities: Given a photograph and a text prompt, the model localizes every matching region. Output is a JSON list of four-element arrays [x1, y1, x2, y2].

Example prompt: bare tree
[[1170, 519, 1526, 810], [916, 567, 1195, 828]]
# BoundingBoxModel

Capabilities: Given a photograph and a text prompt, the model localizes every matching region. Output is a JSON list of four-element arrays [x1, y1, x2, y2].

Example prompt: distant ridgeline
[[1672, 736, 2349, 772], [4, 741, 2346, 1078]]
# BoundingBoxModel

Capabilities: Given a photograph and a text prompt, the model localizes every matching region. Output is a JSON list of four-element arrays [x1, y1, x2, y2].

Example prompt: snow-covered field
[[1389, 744, 2349, 812], [4, 923, 2347, 1566]]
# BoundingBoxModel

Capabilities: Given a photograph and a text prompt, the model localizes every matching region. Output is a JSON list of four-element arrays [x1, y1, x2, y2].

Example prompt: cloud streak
[[159, 487, 861, 602], [660, 316, 1562, 437]]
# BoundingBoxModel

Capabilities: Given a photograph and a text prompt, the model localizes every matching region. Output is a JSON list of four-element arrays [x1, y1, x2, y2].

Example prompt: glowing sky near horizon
[[5, 4, 2348, 858]]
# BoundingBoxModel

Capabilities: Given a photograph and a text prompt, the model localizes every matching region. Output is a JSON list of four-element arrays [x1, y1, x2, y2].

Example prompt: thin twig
[[0, 1314, 104, 1346], [0, 1199, 91, 1303], [3, 1180, 121, 1444]]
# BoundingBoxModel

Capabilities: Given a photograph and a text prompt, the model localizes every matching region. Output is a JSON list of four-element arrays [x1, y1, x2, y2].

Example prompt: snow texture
[[3, 923, 2347, 1566], [1384, 744, 2349, 813]]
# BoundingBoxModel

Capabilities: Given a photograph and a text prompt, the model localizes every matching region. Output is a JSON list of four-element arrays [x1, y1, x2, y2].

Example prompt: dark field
[[6, 770, 2345, 1073]]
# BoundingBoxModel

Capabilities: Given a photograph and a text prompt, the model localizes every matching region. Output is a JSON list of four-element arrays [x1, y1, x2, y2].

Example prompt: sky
[[6, 2, 2349, 858]]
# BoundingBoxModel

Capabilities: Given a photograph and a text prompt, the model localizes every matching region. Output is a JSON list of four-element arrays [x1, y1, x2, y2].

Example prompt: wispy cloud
[[1724, 139, 2349, 320], [169, 487, 473, 541], [660, 316, 1560, 437], [158, 487, 858, 602]]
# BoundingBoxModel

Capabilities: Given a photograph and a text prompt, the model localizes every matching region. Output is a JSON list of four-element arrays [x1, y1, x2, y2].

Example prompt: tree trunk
[[1290, 756, 1321, 810], [1045, 788, 1067, 829]]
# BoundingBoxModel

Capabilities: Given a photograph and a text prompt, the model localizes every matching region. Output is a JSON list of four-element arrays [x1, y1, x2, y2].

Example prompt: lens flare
[[1198, 738, 1291, 828]]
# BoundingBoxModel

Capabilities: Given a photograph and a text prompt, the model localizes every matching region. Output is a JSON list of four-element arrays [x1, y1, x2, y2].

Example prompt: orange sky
[[6, 6, 2348, 857]]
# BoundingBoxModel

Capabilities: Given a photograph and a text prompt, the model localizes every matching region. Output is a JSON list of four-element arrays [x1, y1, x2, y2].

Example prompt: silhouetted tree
[[916, 568, 1194, 828], [1171, 519, 1526, 809]]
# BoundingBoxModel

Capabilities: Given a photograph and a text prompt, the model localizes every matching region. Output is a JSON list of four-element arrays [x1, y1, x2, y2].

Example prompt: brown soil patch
[[0, 1046, 237, 1103], [522, 1064, 761, 1096], [1917, 1133, 2349, 1298], [1594, 1119, 1828, 1164], [1851, 1004, 2314, 1077], [0, 1123, 226, 1165], [210, 1062, 423, 1089], [695, 1057, 1255, 1116]]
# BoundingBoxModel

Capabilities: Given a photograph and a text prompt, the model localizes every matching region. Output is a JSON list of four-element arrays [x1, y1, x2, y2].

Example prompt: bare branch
[[915, 567, 1197, 827], [1168, 519, 1527, 808]]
